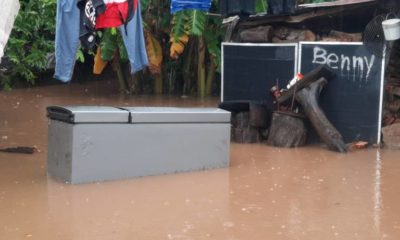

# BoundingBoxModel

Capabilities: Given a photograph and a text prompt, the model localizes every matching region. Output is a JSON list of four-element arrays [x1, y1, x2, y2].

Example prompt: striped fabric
[[170, 0, 212, 13]]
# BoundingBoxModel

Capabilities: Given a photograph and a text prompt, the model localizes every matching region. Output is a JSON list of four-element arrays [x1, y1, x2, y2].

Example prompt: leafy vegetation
[[2, 0, 56, 89], [1, 0, 335, 92]]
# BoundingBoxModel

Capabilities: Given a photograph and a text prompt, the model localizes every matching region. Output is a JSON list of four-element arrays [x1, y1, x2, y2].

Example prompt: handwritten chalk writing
[[312, 46, 376, 82]]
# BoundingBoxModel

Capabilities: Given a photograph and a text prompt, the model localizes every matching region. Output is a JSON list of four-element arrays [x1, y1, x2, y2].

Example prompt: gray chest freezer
[[47, 106, 231, 184]]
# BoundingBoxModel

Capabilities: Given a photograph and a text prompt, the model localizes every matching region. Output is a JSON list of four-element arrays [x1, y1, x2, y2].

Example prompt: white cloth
[[0, 0, 20, 63]]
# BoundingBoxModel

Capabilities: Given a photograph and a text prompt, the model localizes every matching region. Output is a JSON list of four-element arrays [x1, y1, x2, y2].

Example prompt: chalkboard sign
[[299, 42, 385, 144], [222, 43, 298, 109]]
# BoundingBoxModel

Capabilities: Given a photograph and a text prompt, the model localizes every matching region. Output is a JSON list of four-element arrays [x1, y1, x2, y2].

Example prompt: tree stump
[[267, 111, 307, 148], [249, 102, 270, 128], [232, 112, 262, 143], [295, 77, 347, 152], [382, 123, 400, 149], [276, 66, 347, 153], [220, 101, 270, 144]]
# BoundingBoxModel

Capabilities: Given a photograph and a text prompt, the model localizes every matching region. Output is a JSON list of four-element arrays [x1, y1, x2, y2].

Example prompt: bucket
[[382, 18, 400, 41]]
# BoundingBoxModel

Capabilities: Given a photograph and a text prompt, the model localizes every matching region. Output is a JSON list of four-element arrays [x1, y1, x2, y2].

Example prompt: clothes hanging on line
[[218, 0, 256, 17], [170, 0, 212, 14], [96, 0, 138, 29], [77, 0, 105, 50], [77, 0, 137, 50], [54, 0, 148, 82]]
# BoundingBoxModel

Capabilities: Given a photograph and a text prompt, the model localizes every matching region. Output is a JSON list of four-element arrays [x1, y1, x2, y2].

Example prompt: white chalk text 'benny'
[[312, 46, 376, 83]]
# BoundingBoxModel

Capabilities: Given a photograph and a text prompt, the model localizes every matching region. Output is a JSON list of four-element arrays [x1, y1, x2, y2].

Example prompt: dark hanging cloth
[[219, 0, 256, 17], [268, 0, 296, 15], [77, 0, 106, 50]]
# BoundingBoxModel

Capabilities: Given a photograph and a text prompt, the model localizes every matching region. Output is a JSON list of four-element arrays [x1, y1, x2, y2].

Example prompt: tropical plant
[[2, 0, 56, 89], [168, 1, 224, 97], [256, 0, 268, 13]]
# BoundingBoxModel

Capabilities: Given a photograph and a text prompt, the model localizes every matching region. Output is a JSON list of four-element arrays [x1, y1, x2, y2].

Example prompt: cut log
[[383, 110, 396, 126], [232, 112, 262, 143], [273, 26, 316, 43], [382, 123, 400, 150], [295, 78, 347, 153], [240, 25, 274, 43], [277, 66, 346, 152], [385, 99, 400, 112], [249, 102, 270, 128], [327, 30, 362, 42], [233, 127, 262, 143], [267, 111, 307, 148], [393, 87, 400, 97]]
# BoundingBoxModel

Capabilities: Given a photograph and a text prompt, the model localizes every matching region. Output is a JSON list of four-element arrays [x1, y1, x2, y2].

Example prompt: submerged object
[[0, 147, 36, 154]]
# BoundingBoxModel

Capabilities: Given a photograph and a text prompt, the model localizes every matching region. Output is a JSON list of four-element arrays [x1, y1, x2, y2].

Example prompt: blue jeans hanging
[[54, 0, 80, 82]]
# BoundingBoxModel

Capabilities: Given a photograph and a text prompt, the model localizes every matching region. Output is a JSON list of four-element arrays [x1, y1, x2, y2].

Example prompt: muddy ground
[[0, 80, 399, 240]]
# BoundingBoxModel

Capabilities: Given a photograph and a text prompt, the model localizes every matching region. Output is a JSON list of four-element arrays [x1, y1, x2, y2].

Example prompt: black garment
[[268, 0, 296, 15], [219, 0, 256, 17], [77, 0, 106, 50]]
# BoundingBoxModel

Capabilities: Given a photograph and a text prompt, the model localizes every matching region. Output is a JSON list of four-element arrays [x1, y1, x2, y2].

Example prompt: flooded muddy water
[[0, 81, 399, 240]]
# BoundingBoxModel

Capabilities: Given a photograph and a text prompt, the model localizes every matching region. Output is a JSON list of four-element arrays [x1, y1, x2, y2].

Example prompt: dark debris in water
[[0, 146, 36, 154]]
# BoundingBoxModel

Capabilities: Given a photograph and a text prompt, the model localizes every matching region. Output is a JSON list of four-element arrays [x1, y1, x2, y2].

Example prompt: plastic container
[[382, 18, 400, 41], [47, 106, 231, 184]]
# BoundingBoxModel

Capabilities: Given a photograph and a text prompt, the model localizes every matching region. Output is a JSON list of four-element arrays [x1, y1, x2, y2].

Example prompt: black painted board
[[222, 43, 297, 109], [299, 43, 383, 143]]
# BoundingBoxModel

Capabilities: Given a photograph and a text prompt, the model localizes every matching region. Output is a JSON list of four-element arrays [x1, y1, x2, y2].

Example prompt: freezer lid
[[47, 106, 129, 123], [123, 107, 231, 123]]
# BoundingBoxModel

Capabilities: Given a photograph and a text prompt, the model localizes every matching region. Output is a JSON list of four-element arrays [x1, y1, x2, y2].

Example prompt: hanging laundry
[[0, 0, 20, 63], [170, 0, 212, 14], [77, 0, 106, 50], [96, 0, 138, 29], [54, 0, 148, 82], [219, 0, 256, 17]]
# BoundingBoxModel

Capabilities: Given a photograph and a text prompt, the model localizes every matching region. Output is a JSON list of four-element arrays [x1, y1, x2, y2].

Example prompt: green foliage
[[255, 0, 268, 13], [171, 10, 189, 41], [100, 29, 129, 62], [4, 0, 56, 86], [204, 16, 223, 72], [170, 6, 223, 69], [140, 0, 151, 11], [171, 9, 207, 38], [187, 10, 206, 36], [76, 49, 85, 63]]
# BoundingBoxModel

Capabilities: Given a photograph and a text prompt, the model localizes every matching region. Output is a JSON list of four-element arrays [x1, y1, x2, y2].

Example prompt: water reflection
[[374, 150, 382, 233]]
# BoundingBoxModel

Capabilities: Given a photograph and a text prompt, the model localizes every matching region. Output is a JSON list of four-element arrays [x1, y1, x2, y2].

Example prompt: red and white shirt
[[96, 0, 138, 29]]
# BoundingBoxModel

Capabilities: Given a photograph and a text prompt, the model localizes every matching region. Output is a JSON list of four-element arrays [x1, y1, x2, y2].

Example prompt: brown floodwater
[[0, 80, 399, 240]]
